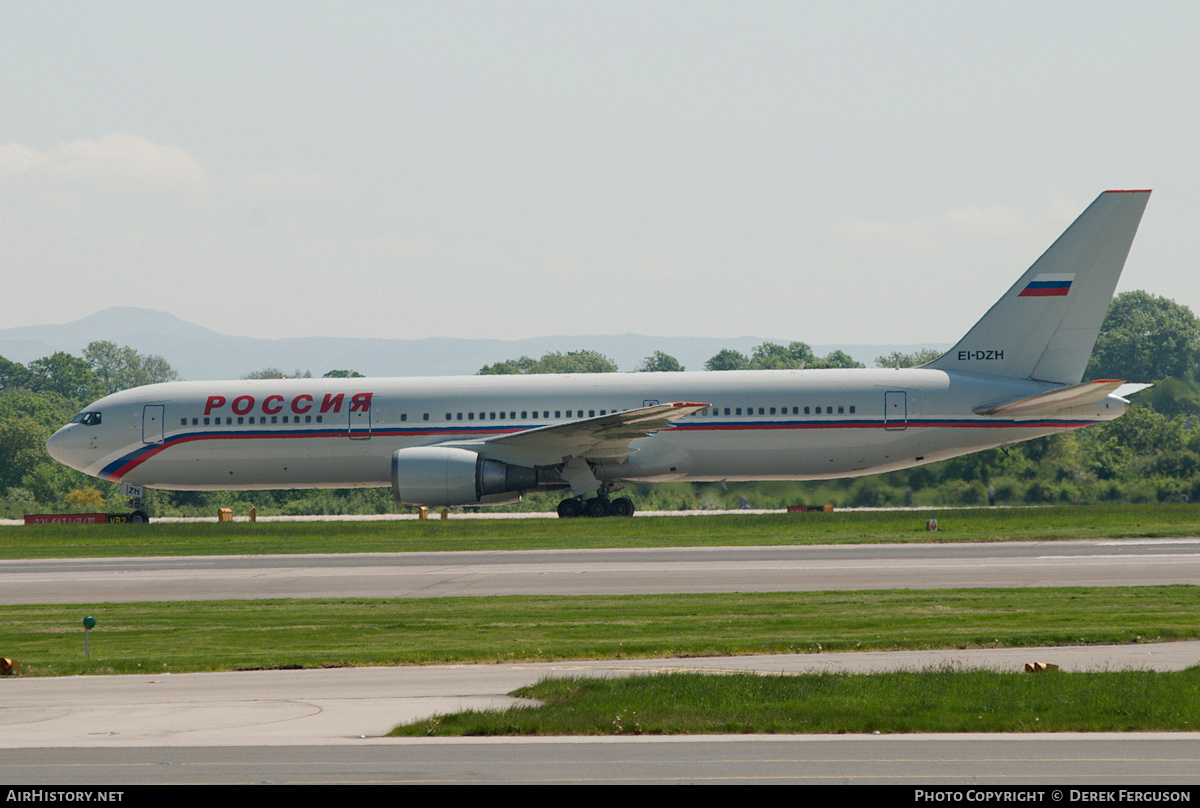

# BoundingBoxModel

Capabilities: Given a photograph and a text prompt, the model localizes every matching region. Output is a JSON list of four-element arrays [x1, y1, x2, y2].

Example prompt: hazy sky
[[2, 1, 1197, 346]]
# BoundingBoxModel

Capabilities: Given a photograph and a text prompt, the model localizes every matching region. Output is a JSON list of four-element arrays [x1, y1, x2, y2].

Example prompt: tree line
[[2, 290, 1199, 516]]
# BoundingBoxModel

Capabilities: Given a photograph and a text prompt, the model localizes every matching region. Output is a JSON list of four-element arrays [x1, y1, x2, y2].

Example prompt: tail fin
[[925, 190, 1150, 384]]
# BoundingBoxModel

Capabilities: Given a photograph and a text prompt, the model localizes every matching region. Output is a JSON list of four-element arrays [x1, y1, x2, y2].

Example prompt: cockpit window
[[71, 411, 101, 426]]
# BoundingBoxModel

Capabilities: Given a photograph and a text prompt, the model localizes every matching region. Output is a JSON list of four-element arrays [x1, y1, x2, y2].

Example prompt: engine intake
[[391, 447, 540, 506]]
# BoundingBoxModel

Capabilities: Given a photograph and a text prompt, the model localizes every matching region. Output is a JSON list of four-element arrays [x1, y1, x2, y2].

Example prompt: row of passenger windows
[[697, 405, 856, 416], [184, 404, 858, 428], [185, 415, 324, 426], [433, 408, 622, 422], [403, 405, 858, 422]]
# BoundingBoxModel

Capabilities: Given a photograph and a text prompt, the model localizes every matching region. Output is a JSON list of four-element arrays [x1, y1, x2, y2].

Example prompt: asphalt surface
[[3, 537, 1199, 604], [4, 529, 1200, 783]]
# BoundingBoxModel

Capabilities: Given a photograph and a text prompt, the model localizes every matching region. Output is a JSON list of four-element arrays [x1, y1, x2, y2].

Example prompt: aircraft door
[[142, 405, 165, 444], [884, 391, 907, 431]]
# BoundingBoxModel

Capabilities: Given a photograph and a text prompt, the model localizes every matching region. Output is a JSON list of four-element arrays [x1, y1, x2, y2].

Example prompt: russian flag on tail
[[1019, 273, 1075, 297]]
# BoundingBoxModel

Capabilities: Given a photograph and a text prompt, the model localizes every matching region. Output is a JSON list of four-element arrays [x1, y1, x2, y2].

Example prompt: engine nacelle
[[391, 447, 541, 507]]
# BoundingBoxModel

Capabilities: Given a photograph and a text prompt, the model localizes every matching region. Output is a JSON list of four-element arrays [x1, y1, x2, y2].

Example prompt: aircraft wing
[[438, 401, 710, 467], [973, 379, 1129, 417]]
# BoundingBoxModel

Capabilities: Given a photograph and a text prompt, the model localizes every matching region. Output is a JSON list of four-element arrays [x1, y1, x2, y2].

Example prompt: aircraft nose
[[46, 425, 87, 472]]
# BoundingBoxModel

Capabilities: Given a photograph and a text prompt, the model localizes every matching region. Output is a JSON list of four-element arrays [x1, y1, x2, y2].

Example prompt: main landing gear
[[556, 495, 635, 518]]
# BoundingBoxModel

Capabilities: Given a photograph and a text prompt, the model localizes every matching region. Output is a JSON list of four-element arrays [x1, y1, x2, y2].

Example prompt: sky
[[2, 1, 1198, 347]]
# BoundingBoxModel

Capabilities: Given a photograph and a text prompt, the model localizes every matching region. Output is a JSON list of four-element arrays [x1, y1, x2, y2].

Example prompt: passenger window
[[423, 413, 430, 421]]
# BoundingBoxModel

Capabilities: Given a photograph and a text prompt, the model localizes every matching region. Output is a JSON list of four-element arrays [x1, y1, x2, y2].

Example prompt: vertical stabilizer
[[925, 190, 1150, 384]]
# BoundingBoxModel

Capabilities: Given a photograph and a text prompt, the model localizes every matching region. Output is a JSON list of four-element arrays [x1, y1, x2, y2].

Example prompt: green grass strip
[[393, 668, 1200, 736], [4, 586, 1198, 677], [3, 504, 1200, 559]]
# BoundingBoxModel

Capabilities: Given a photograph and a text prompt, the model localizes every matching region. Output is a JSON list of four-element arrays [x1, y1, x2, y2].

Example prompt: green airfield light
[[83, 615, 96, 658]]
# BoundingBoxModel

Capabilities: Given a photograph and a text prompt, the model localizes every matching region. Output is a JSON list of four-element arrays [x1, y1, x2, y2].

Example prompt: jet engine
[[391, 447, 542, 507]]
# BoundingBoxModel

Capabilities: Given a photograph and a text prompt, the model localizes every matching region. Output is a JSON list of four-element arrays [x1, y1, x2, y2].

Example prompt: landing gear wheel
[[556, 498, 582, 519], [585, 498, 611, 518], [610, 497, 635, 518], [128, 510, 150, 524]]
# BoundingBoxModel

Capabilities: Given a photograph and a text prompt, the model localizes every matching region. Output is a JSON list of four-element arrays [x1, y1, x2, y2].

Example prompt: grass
[[3, 504, 1200, 559], [4, 586, 1199, 676], [392, 668, 1200, 736]]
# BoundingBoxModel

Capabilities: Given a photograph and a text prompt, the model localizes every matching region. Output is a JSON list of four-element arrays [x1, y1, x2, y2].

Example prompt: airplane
[[47, 190, 1151, 521]]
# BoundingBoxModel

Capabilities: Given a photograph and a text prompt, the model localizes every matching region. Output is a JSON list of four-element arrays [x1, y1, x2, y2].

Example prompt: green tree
[[747, 341, 816, 369], [638, 351, 685, 372], [875, 348, 942, 368], [816, 350, 866, 369], [0, 416, 50, 493], [0, 356, 30, 391], [478, 351, 618, 375], [704, 349, 749, 371], [1132, 376, 1200, 418], [243, 368, 313, 379], [706, 343, 865, 371], [84, 341, 180, 394], [24, 353, 103, 401], [323, 369, 365, 378], [1085, 291, 1200, 382]]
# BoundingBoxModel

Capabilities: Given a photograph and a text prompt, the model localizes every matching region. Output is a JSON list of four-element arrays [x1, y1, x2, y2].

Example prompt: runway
[[4, 537, 1200, 783], [3, 537, 1200, 604]]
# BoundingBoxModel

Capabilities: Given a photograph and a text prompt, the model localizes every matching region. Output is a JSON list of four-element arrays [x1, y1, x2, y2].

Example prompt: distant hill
[[0, 307, 949, 381]]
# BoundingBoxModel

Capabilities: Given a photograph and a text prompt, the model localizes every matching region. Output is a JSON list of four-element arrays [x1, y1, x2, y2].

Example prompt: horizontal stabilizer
[[973, 379, 1126, 417], [1113, 383, 1153, 399]]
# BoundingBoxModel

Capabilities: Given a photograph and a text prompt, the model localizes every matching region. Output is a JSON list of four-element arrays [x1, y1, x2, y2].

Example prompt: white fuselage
[[46, 368, 1128, 492]]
